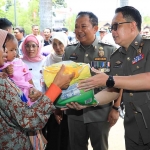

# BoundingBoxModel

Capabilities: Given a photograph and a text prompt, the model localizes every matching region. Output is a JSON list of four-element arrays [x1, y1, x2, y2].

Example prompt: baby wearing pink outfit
[[6, 58, 34, 105]]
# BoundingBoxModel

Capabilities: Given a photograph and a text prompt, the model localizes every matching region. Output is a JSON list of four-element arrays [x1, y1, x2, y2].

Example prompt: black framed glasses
[[25, 44, 39, 49], [109, 22, 131, 32]]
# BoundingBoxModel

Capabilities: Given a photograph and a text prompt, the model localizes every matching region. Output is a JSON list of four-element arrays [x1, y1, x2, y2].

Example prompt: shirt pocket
[[131, 59, 146, 74], [111, 67, 124, 76]]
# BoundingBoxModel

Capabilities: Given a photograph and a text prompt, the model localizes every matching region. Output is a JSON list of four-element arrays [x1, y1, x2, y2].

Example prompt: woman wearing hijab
[[0, 29, 74, 149], [43, 32, 69, 150], [21, 34, 46, 93], [44, 32, 68, 65]]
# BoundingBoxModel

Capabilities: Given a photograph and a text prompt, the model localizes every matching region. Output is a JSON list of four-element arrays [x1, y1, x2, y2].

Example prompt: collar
[[19, 37, 24, 42], [78, 36, 99, 51], [119, 34, 142, 54]]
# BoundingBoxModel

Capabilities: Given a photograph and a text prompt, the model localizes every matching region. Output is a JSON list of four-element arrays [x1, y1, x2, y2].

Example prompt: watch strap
[[112, 105, 120, 111]]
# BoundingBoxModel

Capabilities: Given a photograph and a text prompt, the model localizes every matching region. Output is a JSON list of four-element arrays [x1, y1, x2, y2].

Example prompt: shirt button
[[115, 74, 118, 76], [129, 93, 133, 96], [85, 54, 88, 57], [136, 66, 139, 69], [127, 57, 130, 61]]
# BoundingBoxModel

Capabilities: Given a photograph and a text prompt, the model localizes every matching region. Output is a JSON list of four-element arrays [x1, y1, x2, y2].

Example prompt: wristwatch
[[112, 105, 121, 112], [106, 75, 115, 88]]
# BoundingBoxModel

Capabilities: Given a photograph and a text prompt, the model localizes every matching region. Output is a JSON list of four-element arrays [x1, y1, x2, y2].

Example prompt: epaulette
[[142, 35, 150, 40], [98, 41, 113, 46], [110, 47, 121, 57], [67, 41, 79, 46]]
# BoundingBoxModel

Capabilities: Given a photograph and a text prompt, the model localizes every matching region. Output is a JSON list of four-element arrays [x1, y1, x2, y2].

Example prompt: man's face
[[44, 29, 51, 39], [14, 29, 23, 41], [111, 12, 132, 47], [75, 15, 98, 45], [32, 26, 39, 36], [99, 31, 107, 40], [7, 26, 13, 34]]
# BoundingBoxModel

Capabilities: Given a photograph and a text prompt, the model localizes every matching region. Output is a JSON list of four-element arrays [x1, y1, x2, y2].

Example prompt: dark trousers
[[125, 135, 150, 150], [68, 117, 110, 150], [43, 114, 69, 150]]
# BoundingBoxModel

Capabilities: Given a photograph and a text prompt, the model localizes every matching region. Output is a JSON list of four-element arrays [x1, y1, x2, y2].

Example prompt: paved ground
[[88, 118, 125, 150]]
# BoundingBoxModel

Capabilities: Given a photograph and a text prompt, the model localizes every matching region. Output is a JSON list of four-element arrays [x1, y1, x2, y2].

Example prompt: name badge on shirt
[[69, 53, 78, 60]]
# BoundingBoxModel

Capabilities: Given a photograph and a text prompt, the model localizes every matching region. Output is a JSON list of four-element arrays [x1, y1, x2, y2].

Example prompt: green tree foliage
[[5, 0, 12, 11], [52, 0, 66, 8], [64, 13, 77, 32], [0, 0, 6, 16], [143, 16, 150, 27], [0, 0, 66, 34]]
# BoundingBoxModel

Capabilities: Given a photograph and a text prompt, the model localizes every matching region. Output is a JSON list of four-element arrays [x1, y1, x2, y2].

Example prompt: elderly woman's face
[[52, 39, 65, 55], [25, 41, 39, 58]]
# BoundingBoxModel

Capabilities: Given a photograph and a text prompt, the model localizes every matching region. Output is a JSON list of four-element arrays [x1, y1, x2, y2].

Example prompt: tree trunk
[[39, 0, 53, 32]]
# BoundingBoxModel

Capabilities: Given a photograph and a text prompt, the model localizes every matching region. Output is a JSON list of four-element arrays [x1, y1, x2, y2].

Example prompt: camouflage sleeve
[[0, 77, 55, 132]]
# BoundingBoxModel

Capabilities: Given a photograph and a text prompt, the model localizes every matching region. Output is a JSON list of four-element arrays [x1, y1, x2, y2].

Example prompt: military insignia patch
[[115, 61, 122, 65], [98, 47, 105, 57], [114, 60, 122, 68]]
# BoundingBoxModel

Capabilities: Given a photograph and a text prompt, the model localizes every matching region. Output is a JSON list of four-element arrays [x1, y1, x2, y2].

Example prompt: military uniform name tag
[[94, 57, 107, 61], [69, 53, 78, 60]]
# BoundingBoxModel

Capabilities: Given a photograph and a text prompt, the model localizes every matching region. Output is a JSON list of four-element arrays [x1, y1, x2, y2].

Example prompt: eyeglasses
[[25, 44, 39, 49], [109, 22, 131, 32]]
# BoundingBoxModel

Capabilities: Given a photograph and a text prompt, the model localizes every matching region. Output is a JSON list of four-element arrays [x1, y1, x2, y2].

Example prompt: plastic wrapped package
[[43, 61, 98, 108]]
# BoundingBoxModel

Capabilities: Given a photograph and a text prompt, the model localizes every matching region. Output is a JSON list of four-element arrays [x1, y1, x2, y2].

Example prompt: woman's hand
[[28, 87, 43, 102], [53, 65, 75, 89]]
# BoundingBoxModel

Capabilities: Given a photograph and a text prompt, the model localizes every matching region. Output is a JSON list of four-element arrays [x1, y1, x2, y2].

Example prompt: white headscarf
[[45, 32, 68, 65], [52, 32, 68, 47]]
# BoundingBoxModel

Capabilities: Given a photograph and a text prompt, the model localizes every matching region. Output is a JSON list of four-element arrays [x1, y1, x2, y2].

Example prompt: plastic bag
[[43, 61, 98, 108]]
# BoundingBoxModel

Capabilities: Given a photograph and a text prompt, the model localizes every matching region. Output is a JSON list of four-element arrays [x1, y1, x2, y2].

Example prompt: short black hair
[[15, 26, 25, 36], [0, 18, 13, 30], [44, 28, 51, 33], [32, 25, 39, 29], [115, 6, 142, 31], [62, 27, 68, 33], [76, 11, 98, 27], [3, 33, 16, 49], [6, 33, 16, 42]]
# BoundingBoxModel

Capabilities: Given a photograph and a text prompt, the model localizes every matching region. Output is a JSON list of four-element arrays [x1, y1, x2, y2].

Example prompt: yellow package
[[43, 61, 98, 107], [43, 61, 91, 87]]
